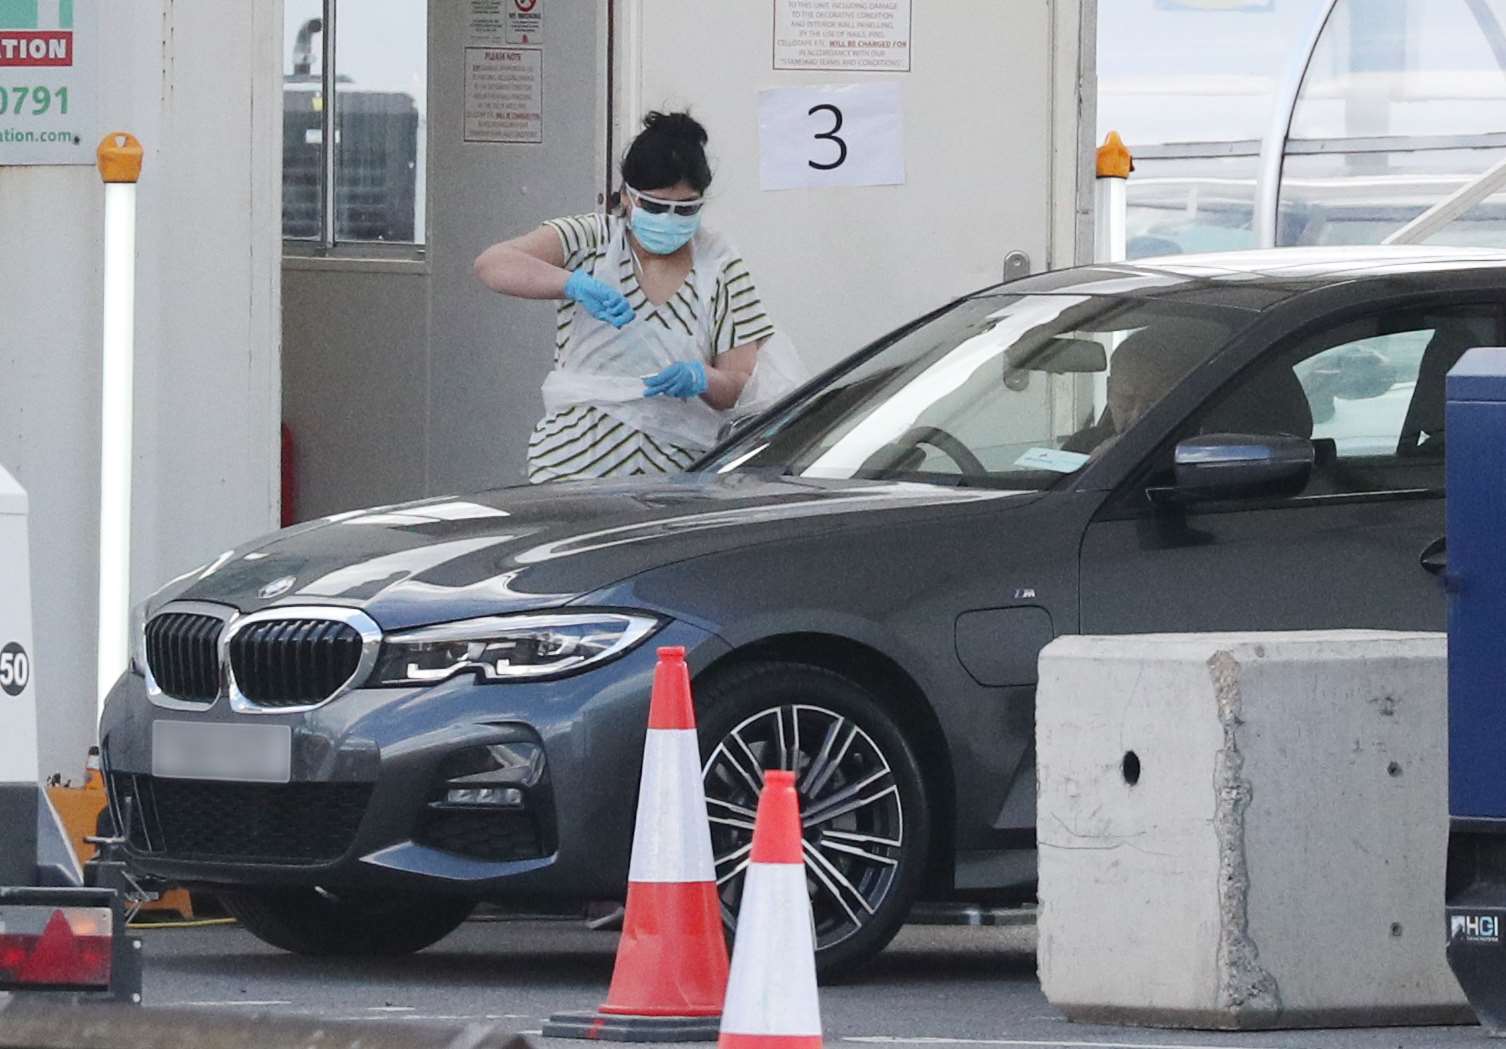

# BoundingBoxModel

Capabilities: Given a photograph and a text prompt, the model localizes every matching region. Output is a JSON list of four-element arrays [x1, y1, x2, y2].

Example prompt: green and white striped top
[[526, 213, 775, 484]]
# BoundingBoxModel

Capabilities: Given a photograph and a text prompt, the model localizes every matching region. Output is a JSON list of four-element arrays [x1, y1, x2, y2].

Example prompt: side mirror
[[1167, 433, 1314, 503]]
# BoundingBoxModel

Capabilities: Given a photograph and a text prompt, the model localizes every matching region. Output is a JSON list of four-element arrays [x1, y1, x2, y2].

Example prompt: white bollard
[[95, 133, 143, 715], [1036, 631, 1471, 1030], [1093, 132, 1131, 265]]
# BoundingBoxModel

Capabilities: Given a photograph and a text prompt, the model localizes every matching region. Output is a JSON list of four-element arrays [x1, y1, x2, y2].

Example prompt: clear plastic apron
[[540, 230, 729, 453]]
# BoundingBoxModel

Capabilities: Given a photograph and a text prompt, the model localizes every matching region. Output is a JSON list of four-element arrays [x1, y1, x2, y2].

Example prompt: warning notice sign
[[463, 47, 543, 145], [506, 0, 542, 45], [774, 0, 912, 73], [0, 0, 98, 165]]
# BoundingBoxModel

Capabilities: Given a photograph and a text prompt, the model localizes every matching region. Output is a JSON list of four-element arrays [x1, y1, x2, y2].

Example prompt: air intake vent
[[228, 619, 365, 708], [110, 773, 372, 864], [144, 613, 224, 703]]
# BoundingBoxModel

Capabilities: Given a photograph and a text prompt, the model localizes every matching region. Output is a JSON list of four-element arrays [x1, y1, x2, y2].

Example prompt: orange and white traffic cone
[[546, 646, 729, 1042], [719, 770, 822, 1049]]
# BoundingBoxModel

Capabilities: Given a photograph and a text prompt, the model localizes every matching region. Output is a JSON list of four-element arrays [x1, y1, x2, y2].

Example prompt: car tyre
[[696, 660, 931, 981], [219, 887, 474, 955]]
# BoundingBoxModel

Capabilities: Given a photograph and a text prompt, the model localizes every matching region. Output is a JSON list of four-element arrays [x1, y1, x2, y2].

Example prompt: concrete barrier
[[1036, 631, 1473, 1030]]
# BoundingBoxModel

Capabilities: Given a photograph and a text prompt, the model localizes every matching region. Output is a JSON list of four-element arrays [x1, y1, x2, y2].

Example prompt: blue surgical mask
[[630, 207, 700, 255]]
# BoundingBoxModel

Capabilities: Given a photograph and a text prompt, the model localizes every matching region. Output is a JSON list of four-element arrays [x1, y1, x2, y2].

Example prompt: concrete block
[[1036, 631, 1472, 1030]]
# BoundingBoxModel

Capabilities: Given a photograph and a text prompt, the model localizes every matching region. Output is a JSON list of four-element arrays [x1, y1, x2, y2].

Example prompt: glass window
[[703, 295, 1245, 490], [1186, 306, 1498, 496], [1279, 147, 1506, 247], [282, 1, 427, 247], [1098, 0, 1328, 145], [282, 0, 324, 241], [1127, 154, 1261, 258], [1290, 0, 1506, 141]]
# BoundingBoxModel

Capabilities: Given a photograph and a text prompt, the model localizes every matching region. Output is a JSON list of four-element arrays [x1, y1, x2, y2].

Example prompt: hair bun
[[642, 110, 708, 147]]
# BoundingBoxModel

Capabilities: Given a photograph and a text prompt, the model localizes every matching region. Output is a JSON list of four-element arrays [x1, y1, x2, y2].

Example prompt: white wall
[[622, 0, 1095, 373], [0, 1, 282, 779]]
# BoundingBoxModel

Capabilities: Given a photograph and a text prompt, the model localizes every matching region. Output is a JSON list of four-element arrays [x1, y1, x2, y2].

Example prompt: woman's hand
[[643, 361, 708, 399], [565, 270, 635, 329], [643, 341, 761, 408]]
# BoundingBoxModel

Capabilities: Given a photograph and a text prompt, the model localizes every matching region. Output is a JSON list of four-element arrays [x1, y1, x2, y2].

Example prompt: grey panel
[[954, 606, 1055, 687], [281, 268, 430, 519]]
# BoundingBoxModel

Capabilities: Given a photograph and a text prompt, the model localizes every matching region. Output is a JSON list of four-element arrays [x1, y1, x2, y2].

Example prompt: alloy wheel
[[702, 703, 905, 953]]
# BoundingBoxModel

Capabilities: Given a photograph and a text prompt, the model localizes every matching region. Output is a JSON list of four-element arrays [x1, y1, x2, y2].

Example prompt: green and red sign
[[0, 0, 96, 166]]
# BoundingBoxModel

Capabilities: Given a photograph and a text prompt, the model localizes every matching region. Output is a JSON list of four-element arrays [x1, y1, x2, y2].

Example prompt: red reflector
[[0, 909, 112, 990]]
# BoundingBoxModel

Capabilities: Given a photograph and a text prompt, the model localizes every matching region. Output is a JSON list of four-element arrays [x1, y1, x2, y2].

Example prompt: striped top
[[526, 213, 775, 484]]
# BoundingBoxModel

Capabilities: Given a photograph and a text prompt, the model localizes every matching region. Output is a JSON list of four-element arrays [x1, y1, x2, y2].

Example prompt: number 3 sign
[[758, 83, 904, 191]]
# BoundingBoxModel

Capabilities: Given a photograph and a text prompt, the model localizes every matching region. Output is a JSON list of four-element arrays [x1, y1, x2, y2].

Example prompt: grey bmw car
[[102, 247, 1492, 974]]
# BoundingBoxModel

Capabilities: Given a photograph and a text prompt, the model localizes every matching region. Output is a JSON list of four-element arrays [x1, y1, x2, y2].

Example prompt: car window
[[1299, 331, 1433, 458], [703, 294, 1247, 490], [1184, 304, 1499, 498]]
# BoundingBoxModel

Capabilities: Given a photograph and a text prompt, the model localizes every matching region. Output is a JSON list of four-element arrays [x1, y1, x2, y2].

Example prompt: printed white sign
[[0, 0, 99, 166], [464, 47, 542, 145], [758, 82, 904, 191], [774, 0, 912, 73], [507, 0, 543, 45], [466, 0, 507, 46]]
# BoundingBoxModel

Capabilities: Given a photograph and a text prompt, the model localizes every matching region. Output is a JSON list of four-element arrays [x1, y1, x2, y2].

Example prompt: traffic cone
[[545, 646, 730, 1042], [719, 770, 822, 1049]]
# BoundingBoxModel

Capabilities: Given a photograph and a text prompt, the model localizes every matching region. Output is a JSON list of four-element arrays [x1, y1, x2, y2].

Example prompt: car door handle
[[1420, 536, 1447, 576]]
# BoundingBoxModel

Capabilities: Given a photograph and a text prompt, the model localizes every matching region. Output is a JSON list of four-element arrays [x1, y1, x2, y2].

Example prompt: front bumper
[[98, 619, 727, 899]]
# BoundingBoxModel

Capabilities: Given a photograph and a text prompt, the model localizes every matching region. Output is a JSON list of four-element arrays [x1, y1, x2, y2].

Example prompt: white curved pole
[[1254, 0, 1342, 249]]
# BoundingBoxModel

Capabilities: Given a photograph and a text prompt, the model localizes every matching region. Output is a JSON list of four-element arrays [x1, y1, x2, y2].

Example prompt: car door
[[1078, 301, 1502, 635]]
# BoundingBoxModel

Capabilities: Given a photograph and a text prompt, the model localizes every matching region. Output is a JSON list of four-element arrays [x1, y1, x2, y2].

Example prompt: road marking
[[368, 1007, 416, 1012], [169, 1000, 293, 1008], [844, 1037, 1288, 1049]]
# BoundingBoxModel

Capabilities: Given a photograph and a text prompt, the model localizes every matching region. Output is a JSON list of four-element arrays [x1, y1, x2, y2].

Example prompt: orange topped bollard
[[95, 132, 143, 718], [1095, 131, 1134, 264], [97, 132, 144, 184], [1096, 130, 1133, 181]]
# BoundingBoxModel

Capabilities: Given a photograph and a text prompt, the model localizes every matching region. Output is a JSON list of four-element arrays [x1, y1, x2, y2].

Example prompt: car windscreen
[[701, 293, 1247, 489]]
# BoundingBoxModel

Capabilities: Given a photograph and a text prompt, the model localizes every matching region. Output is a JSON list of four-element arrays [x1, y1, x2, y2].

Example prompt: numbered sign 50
[[0, 642, 31, 697], [758, 82, 905, 192]]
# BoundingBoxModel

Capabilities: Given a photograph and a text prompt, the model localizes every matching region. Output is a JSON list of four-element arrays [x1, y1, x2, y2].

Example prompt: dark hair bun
[[622, 110, 713, 194], [641, 110, 708, 147]]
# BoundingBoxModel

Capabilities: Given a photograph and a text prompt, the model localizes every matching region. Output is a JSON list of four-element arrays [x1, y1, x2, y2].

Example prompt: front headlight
[[370, 612, 661, 687], [129, 601, 149, 677]]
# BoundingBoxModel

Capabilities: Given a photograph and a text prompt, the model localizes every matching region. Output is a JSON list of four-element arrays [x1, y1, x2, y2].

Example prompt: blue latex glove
[[643, 360, 709, 399], [564, 269, 634, 329]]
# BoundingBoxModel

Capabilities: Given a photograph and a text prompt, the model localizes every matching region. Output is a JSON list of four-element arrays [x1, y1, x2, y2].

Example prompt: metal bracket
[[1003, 251, 1032, 282]]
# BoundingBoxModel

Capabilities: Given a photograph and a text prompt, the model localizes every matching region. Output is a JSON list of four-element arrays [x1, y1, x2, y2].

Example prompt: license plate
[[152, 721, 292, 784]]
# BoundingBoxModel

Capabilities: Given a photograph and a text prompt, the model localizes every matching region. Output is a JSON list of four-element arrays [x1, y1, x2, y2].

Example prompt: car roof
[[1006, 246, 1506, 312]]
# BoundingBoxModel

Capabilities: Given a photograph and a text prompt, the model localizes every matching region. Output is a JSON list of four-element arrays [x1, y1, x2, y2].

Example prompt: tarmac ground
[[93, 915, 1506, 1049]]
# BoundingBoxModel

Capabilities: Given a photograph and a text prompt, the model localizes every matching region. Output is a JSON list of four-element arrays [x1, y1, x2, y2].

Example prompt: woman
[[474, 111, 778, 483]]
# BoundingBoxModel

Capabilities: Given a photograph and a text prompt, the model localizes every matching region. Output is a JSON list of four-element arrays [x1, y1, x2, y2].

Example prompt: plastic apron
[[539, 225, 809, 453], [541, 230, 729, 453]]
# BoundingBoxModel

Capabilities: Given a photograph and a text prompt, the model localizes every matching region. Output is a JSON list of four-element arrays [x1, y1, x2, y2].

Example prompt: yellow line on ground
[[127, 917, 238, 929]]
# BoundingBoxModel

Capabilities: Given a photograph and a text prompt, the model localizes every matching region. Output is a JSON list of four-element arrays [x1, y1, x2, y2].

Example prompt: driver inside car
[[1062, 331, 1210, 457]]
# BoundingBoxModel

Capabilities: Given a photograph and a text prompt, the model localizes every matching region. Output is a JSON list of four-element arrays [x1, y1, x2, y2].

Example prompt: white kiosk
[[0, 464, 139, 1003]]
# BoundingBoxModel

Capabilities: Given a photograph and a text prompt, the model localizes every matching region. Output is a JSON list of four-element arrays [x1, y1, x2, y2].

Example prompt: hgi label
[[1451, 913, 1501, 944], [0, 641, 30, 696]]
